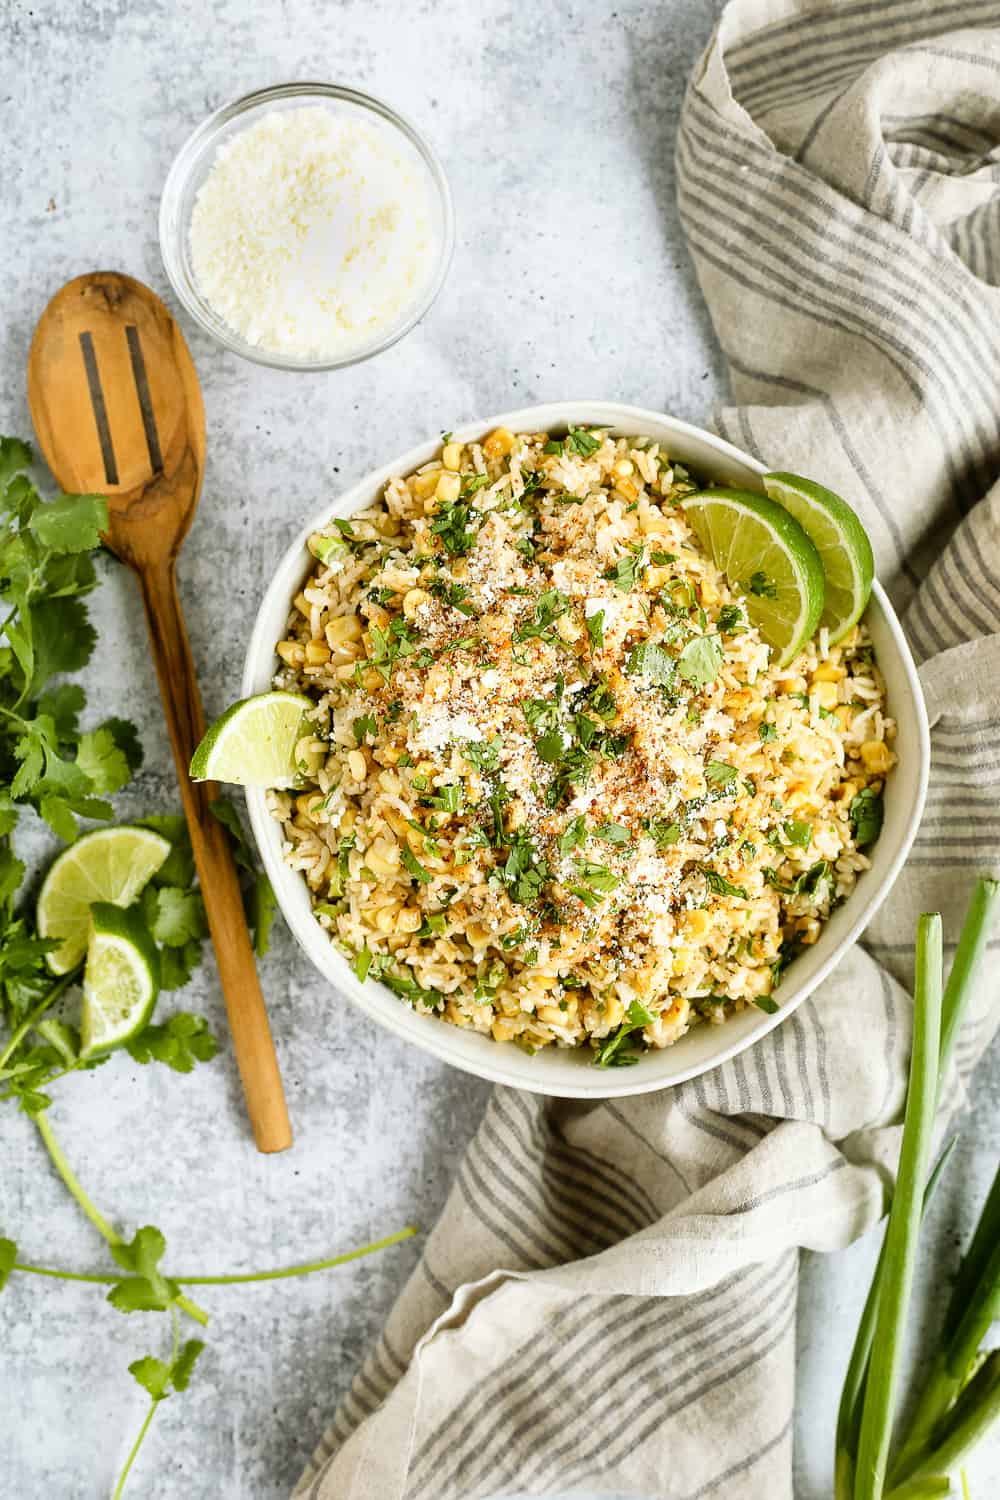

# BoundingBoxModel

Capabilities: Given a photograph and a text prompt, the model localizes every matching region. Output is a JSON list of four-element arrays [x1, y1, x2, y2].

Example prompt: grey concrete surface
[[1, 1, 997, 1496]]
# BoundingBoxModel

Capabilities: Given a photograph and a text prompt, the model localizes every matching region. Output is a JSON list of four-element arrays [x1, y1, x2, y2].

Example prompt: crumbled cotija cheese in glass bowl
[[159, 83, 454, 371]]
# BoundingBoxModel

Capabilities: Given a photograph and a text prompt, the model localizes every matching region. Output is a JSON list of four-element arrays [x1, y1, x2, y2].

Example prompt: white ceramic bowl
[[243, 401, 929, 1098]]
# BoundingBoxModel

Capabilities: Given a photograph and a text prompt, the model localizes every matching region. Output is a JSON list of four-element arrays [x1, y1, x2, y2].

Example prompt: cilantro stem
[[33, 1112, 209, 1328], [853, 913, 942, 1500], [9, 1226, 418, 1289], [111, 1400, 158, 1500], [0, 966, 81, 1072], [110, 1305, 181, 1498], [173, 1225, 419, 1283], [12, 1261, 117, 1283]]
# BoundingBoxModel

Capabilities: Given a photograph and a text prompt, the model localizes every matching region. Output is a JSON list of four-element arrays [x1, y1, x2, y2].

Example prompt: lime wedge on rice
[[80, 902, 160, 1058], [681, 488, 825, 668], [763, 471, 875, 643], [189, 691, 322, 788], [38, 825, 172, 975]]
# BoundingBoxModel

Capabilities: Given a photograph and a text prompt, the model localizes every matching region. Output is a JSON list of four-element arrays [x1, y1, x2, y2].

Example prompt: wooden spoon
[[28, 270, 292, 1154]]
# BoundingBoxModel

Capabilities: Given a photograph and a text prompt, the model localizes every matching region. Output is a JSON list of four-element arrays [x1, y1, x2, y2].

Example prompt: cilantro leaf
[[677, 635, 722, 689], [783, 819, 812, 849], [29, 597, 97, 690], [558, 815, 588, 856], [401, 845, 431, 884], [29, 494, 108, 554], [129, 1356, 172, 1400], [701, 867, 748, 899], [76, 726, 133, 795], [626, 641, 676, 687], [593, 999, 655, 1067], [748, 570, 779, 599], [462, 737, 500, 772], [642, 817, 682, 849], [585, 609, 605, 650], [126, 1013, 218, 1071], [0, 1236, 16, 1291], [595, 821, 630, 845], [567, 426, 601, 458], [758, 721, 777, 743], [849, 787, 884, 849], [705, 760, 737, 791], [143, 886, 206, 948]]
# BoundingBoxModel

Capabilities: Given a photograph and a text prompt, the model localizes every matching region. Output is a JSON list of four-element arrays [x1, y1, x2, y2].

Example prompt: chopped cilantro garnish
[[401, 846, 432, 884], [573, 712, 599, 749], [758, 721, 778, 743], [748, 570, 778, 599], [752, 995, 780, 1015], [849, 786, 884, 848], [582, 677, 616, 722], [426, 783, 464, 813], [352, 713, 377, 744], [496, 830, 549, 905], [567, 426, 602, 458], [595, 821, 630, 845], [558, 815, 588, 856], [585, 609, 605, 650], [462, 737, 501, 771], [677, 634, 722, 689], [717, 605, 745, 634], [574, 858, 617, 893], [701, 867, 748, 899], [460, 473, 491, 497], [535, 729, 566, 764], [643, 818, 682, 849], [626, 641, 676, 687], [603, 547, 643, 592], [705, 760, 738, 791], [783, 819, 812, 849], [543, 438, 563, 456], [513, 588, 569, 643], [430, 502, 479, 556], [367, 616, 421, 682], [650, 550, 677, 566], [430, 579, 476, 615], [593, 999, 655, 1067]]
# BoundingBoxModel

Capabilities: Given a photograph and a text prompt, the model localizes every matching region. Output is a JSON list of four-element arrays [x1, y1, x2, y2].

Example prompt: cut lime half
[[190, 691, 322, 788], [763, 471, 875, 643], [681, 488, 825, 668], [38, 826, 172, 975], [80, 902, 160, 1058]]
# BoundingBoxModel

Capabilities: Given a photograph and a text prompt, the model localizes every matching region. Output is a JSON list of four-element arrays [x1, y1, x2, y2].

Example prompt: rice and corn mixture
[[269, 426, 896, 1065]]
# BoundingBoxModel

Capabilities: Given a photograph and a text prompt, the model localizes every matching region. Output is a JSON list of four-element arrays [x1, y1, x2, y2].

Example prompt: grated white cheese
[[189, 105, 439, 359]]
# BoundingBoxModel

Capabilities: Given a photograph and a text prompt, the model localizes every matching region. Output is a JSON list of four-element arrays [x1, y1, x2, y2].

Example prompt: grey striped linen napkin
[[294, 3, 1000, 1496]]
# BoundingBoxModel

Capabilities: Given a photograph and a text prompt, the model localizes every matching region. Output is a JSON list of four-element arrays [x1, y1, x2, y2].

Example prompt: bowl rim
[[158, 80, 456, 372], [242, 400, 931, 1096]]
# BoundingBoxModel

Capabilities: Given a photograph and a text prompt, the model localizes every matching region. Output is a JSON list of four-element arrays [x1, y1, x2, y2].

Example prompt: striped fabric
[[295, 4, 1000, 1496]]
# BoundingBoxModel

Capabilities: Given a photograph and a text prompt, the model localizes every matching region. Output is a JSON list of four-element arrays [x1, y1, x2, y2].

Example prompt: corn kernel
[[335, 662, 359, 682], [535, 1004, 568, 1026], [295, 792, 322, 817], [403, 587, 432, 620], [397, 907, 422, 934], [615, 477, 639, 502], [304, 640, 331, 666], [276, 640, 305, 666], [375, 904, 400, 934], [672, 948, 692, 976], [811, 663, 846, 683], [683, 908, 711, 941], [294, 592, 311, 617], [326, 614, 363, 645], [483, 426, 515, 458], [555, 613, 581, 643], [435, 471, 461, 504], [814, 680, 839, 710], [860, 740, 892, 773], [492, 1018, 517, 1042], [699, 579, 720, 605], [347, 749, 368, 782], [442, 442, 462, 471], [613, 458, 634, 478], [835, 705, 853, 730], [833, 778, 860, 803], [412, 468, 442, 499]]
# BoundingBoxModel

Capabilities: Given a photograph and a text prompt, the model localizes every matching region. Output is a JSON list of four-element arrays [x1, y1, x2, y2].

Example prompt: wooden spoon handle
[[137, 559, 292, 1154]]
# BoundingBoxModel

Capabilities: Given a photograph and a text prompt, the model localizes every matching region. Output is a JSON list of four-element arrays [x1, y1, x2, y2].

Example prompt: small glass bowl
[[159, 82, 455, 372]]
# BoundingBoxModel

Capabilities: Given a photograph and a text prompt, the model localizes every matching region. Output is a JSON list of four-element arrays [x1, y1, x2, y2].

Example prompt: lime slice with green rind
[[681, 488, 826, 668], [189, 691, 322, 788], [763, 471, 875, 643], [80, 901, 160, 1057], [38, 825, 172, 975]]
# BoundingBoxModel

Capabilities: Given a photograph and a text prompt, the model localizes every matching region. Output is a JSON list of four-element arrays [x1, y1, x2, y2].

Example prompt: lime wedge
[[681, 488, 825, 668], [763, 471, 875, 642], [80, 902, 160, 1057], [38, 826, 172, 975], [190, 691, 322, 788]]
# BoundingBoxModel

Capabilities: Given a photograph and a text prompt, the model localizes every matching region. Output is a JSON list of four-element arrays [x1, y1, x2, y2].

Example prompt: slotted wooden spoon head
[[27, 271, 206, 571]]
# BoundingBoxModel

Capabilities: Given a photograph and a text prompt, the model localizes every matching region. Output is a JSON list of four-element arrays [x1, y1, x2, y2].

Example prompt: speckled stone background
[[1, 1, 997, 1497]]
